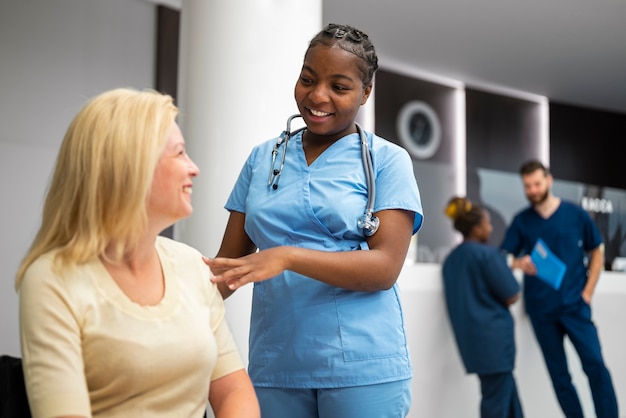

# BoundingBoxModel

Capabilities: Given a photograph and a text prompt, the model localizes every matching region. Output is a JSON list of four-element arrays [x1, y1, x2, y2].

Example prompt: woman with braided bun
[[442, 197, 524, 418], [204, 24, 423, 417]]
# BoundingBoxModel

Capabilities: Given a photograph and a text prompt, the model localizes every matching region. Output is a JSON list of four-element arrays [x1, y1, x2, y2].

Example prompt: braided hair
[[307, 23, 379, 87], [444, 196, 486, 238]]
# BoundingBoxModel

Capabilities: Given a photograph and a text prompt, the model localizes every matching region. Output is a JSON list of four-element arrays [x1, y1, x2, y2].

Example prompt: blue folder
[[530, 238, 566, 290]]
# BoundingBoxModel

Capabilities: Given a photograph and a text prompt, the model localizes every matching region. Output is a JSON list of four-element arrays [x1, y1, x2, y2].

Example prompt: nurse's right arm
[[208, 211, 257, 299]]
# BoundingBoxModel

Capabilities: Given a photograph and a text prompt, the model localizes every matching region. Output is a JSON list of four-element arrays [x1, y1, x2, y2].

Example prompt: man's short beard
[[527, 189, 549, 206]]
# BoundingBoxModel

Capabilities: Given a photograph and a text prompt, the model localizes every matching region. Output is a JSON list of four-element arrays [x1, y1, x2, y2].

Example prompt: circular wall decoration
[[396, 100, 441, 160]]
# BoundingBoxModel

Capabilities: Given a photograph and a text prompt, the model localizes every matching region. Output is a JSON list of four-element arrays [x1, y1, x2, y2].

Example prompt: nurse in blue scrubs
[[205, 24, 423, 418], [442, 197, 523, 418]]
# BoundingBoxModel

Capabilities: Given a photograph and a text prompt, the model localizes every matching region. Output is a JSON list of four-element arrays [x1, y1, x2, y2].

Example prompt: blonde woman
[[16, 88, 259, 418]]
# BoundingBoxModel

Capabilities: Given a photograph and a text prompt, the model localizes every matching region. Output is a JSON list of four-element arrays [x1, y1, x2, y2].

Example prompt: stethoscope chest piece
[[358, 211, 380, 237]]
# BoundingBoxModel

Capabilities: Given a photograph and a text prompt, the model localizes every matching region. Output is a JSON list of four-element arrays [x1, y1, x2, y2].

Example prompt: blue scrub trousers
[[254, 379, 412, 418], [478, 372, 523, 418], [529, 301, 618, 418]]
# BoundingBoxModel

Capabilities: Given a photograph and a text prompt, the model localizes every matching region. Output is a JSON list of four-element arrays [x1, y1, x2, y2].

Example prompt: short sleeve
[[581, 210, 603, 251], [206, 282, 244, 381], [19, 256, 91, 418], [225, 144, 264, 214], [371, 135, 424, 234], [481, 249, 520, 303]]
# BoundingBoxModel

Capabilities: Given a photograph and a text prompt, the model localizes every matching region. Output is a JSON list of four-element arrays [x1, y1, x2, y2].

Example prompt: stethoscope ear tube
[[268, 114, 305, 190], [356, 123, 379, 236], [270, 115, 379, 236]]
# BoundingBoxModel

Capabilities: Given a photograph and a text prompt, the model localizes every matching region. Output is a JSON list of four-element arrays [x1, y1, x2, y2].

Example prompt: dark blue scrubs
[[442, 241, 523, 418], [501, 200, 618, 418]]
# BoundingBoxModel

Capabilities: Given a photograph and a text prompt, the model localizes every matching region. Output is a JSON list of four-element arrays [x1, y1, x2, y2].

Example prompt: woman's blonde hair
[[15, 88, 178, 288]]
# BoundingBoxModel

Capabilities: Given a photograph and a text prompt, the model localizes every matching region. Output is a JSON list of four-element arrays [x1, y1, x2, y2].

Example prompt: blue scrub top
[[500, 200, 603, 315], [226, 129, 423, 388], [442, 242, 520, 374]]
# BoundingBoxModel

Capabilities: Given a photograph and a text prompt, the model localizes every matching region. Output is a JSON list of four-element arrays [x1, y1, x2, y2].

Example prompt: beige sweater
[[19, 236, 243, 418]]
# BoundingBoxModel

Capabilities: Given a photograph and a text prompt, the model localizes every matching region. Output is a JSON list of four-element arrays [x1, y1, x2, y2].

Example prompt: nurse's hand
[[204, 247, 290, 291]]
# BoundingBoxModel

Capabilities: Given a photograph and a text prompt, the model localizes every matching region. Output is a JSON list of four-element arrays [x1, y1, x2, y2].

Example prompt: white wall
[[0, 0, 155, 356], [2, 2, 625, 418]]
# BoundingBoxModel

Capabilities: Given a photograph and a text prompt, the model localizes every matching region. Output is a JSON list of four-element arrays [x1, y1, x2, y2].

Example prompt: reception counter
[[224, 262, 626, 418]]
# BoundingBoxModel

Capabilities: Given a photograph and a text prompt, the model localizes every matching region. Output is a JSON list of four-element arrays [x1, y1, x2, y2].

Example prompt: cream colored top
[[19, 236, 243, 418]]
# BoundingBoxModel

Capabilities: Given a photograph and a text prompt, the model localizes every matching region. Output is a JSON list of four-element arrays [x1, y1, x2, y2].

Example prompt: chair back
[[0, 355, 31, 418]]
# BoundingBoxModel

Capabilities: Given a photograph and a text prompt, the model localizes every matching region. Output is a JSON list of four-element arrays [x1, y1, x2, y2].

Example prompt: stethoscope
[[268, 114, 380, 237]]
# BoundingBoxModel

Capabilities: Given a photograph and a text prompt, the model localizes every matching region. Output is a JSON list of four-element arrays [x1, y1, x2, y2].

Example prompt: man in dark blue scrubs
[[501, 160, 618, 418]]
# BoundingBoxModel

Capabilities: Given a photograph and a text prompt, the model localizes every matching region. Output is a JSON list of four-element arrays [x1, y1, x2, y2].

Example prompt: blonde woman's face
[[147, 123, 199, 227]]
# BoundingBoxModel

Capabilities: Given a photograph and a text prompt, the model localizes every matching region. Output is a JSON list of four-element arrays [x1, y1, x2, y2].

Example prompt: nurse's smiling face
[[294, 44, 372, 144]]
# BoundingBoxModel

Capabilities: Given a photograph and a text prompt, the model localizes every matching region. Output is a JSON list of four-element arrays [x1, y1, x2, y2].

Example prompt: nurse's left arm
[[582, 244, 604, 304], [208, 209, 414, 292]]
